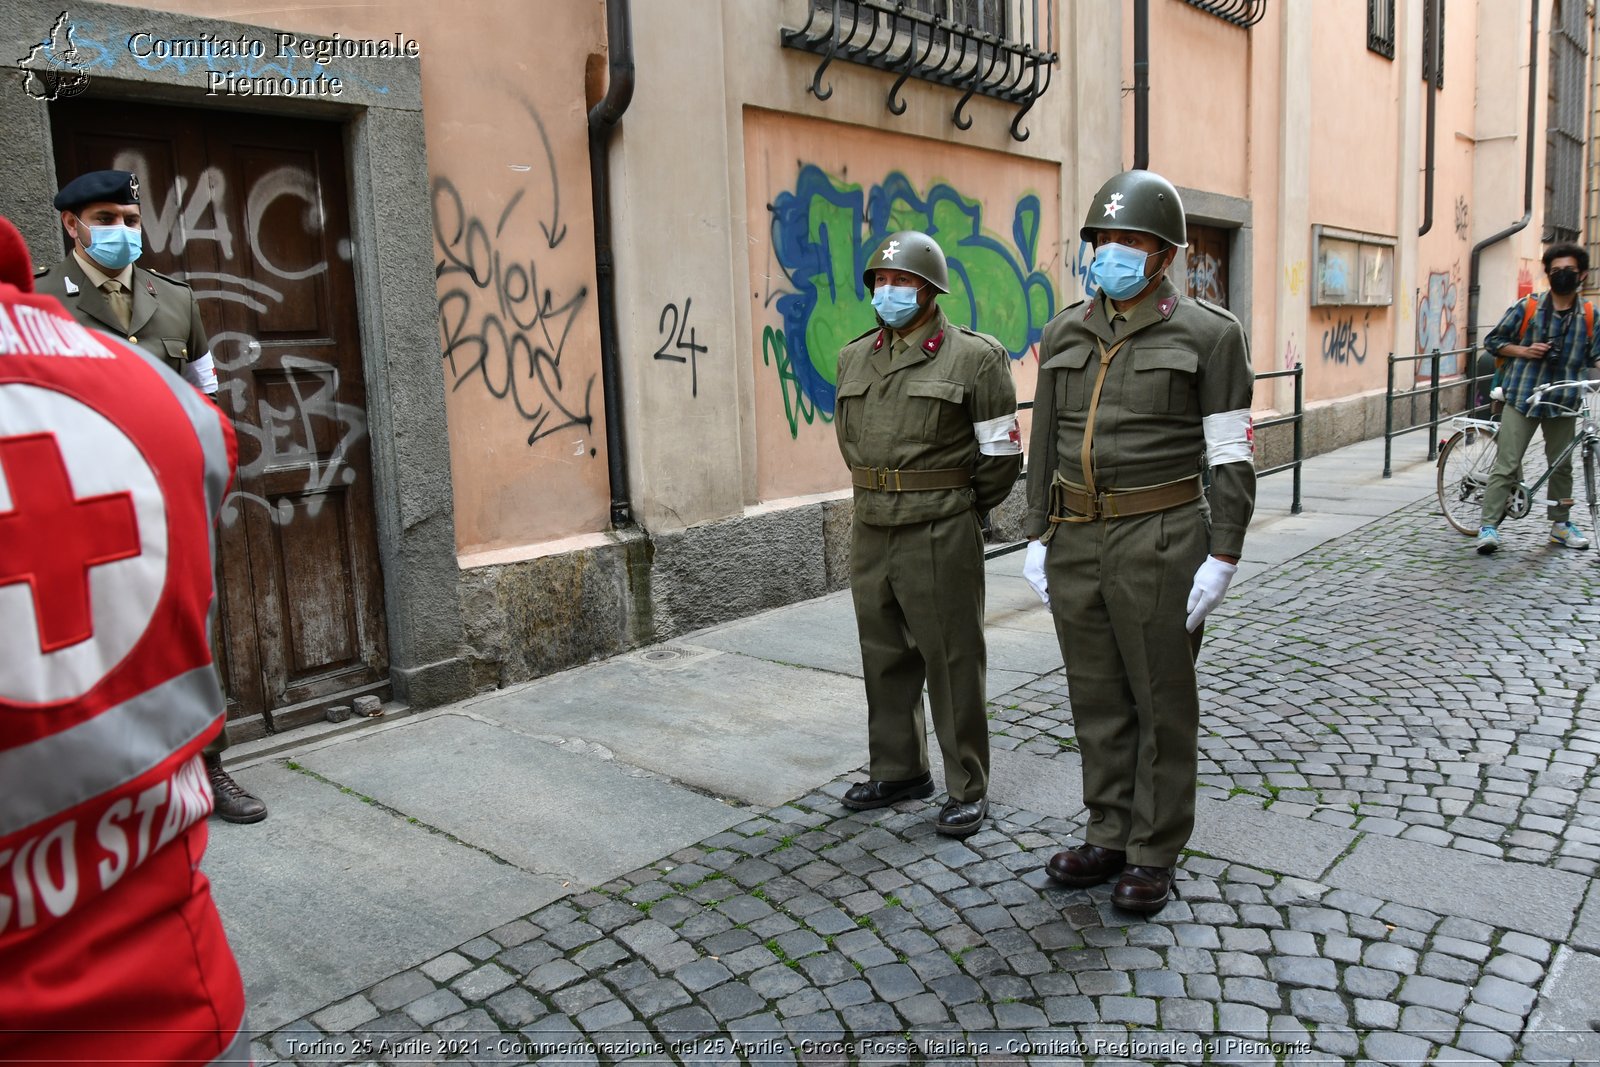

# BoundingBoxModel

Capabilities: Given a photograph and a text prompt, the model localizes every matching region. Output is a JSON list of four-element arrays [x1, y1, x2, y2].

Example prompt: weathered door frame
[[1, 0, 472, 713]]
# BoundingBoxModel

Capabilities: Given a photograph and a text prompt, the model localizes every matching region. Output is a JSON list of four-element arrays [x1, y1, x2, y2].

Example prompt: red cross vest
[[0, 283, 248, 1064]]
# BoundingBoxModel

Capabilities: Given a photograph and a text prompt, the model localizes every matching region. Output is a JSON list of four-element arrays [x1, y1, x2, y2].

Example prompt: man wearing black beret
[[34, 170, 217, 398], [34, 169, 267, 824]]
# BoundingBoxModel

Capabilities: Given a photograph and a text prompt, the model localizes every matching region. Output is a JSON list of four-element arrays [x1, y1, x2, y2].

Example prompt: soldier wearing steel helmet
[[833, 229, 1022, 838], [1022, 170, 1256, 913]]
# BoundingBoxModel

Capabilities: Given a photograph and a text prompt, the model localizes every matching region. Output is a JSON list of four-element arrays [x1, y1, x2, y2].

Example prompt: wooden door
[[51, 101, 389, 734]]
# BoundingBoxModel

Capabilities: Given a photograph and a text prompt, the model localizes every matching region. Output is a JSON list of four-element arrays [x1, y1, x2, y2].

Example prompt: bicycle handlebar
[[1526, 379, 1600, 417]]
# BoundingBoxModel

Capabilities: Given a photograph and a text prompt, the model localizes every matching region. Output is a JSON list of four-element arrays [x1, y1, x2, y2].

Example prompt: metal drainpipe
[[1467, 0, 1539, 356], [1418, 0, 1439, 236], [1133, 0, 1149, 170], [589, 0, 636, 528]]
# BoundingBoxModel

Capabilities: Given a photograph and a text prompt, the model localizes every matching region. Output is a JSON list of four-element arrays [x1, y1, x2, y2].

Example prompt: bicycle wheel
[[1437, 426, 1496, 535]]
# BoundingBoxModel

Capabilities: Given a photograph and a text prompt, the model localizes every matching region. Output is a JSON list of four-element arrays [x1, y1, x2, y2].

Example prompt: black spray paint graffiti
[[1321, 312, 1370, 365], [433, 174, 594, 450], [1454, 196, 1469, 240], [653, 298, 708, 398]]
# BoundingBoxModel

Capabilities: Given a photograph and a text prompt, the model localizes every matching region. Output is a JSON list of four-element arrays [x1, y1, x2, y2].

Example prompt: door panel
[[51, 101, 388, 733]]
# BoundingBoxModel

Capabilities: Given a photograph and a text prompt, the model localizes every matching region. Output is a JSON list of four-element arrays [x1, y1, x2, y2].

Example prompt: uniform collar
[[72, 247, 134, 291], [1086, 276, 1181, 341], [871, 306, 948, 372]]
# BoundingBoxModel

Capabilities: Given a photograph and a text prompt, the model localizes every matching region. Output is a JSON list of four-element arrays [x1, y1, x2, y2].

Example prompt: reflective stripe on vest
[[0, 666, 221, 838]]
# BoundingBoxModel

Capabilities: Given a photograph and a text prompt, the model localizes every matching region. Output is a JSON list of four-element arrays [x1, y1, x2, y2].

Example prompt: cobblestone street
[[246, 494, 1600, 1066], [994, 497, 1600, 876]]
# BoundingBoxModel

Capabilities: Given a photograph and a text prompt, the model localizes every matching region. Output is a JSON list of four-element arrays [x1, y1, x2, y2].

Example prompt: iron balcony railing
[[782, 0, 1057, 141]]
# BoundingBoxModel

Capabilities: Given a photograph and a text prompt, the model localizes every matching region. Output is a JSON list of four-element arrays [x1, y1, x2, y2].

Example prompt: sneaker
[[1476, 526, 1500, 554], [1550, 521, 1591, 550]]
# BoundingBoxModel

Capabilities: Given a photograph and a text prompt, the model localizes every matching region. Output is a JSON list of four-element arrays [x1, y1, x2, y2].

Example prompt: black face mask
[[1549, 268, 1582, 295]]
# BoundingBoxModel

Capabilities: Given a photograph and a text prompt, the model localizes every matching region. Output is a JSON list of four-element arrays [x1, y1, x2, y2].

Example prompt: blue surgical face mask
[[872, 284, 923, 328], [1089, 242, 1157, 300], [79, 220, 143, 271]]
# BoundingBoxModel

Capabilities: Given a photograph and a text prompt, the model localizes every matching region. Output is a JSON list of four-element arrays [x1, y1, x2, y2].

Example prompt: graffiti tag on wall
[[763, 165, 1057, 438], [1187, 251, 1224, 304], [1320, 312, 1369, 365], [432, 101, 594, 451], [1284, 261, 1307, 298], [1415, 266, 1462, 376]]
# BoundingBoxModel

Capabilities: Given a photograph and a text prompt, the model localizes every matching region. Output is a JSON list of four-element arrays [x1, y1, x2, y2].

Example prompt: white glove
[[1185, 556, 1238, 632], [1023, 540, 1050, 606]]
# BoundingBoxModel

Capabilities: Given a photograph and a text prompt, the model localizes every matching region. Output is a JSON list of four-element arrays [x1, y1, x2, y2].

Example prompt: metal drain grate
[[631, 644, 717, 669]]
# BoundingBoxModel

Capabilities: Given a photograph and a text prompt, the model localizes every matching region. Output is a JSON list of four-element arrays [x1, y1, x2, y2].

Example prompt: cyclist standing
[[1476, 242, 1600, 554]]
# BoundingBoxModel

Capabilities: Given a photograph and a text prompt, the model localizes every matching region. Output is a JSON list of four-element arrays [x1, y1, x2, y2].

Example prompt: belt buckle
[[1098, 490, 1119, 519], [876, 467, 900, 491]]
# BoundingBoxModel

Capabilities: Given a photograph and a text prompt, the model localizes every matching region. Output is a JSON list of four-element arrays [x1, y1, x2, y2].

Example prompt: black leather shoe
[[936, 796, 987, 838], [1046, 843, 1127, 887], [1112, 865, 1174, 914], [841, 772, 934, 810], [206, 754, 268, 824]]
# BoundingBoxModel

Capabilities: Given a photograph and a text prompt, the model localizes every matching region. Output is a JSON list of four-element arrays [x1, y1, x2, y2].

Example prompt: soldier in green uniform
[[1022, 171, 1255, 912], [835, 230, 1022, 838], [34, 169, 266, 824]]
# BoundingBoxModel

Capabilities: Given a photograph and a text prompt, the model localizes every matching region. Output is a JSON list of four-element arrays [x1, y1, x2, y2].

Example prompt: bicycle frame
[[1437, 379, 1600, 536]]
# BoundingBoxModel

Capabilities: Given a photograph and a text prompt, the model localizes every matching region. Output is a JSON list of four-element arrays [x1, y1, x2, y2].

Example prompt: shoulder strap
[[1519, 294, 1540, 341], [1585, 301, 1594, 339]]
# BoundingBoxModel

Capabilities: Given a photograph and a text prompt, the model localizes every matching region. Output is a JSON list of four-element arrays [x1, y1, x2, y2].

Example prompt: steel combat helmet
[[1080, 170, 1187, 248], [863, 230, 950, 294]]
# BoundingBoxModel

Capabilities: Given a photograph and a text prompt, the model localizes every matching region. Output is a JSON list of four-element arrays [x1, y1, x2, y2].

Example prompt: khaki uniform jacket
[[33, 255, 210, 380], [1023, 277, 1256, 556], [836, 307, 1021, 526]]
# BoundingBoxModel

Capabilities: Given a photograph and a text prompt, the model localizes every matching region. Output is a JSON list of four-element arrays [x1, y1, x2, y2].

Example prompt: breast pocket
[[1043, 345, 1094, 411], [160, 338, 190, 377], [836, 379, 871, 443], [905, 378, 966, 443], [1130, 347, 1198, 414]]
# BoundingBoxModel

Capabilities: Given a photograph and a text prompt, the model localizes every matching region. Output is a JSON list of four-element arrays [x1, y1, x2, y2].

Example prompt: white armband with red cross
[[1203, 409, 1254, 465], [973, 413, 1022, 456], [182, 352, 218, 395]]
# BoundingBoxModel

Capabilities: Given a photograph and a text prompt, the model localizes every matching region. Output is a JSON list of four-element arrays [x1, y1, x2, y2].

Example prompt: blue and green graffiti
[[764, 165, 1057, 437]]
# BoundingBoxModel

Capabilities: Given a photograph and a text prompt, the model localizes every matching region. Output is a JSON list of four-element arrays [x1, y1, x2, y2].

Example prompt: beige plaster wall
[[98, 0, 610, 557], [1126, 0, 1251, 200], [1301, 0, 1407, 403], [1472, 0, 1551, 337], [1411, 0, 1479, 376]]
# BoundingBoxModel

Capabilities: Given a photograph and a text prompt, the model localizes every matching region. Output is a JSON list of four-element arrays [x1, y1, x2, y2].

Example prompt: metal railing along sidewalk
[[1382, 346, 1482, 477]]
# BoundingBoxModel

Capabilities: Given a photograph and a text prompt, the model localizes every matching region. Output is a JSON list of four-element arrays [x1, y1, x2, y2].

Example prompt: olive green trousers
[[1045, 503, 1208, 867], [850, 510, 990, 803]]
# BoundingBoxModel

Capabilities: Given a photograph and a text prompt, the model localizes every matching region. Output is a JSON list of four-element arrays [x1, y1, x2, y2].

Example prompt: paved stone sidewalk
[[245, 492, 1600, 1066], [989, 497, 1600, 876], [253, 786, 1556, 1067]]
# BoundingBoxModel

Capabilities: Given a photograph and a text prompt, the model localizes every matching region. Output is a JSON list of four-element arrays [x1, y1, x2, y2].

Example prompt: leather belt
[[1049, 473, 1203, 522], [850, 465, 973, 492]]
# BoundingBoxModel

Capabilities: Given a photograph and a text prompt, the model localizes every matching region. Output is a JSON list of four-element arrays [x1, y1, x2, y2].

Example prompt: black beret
[[53, 170, 141, 212]]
